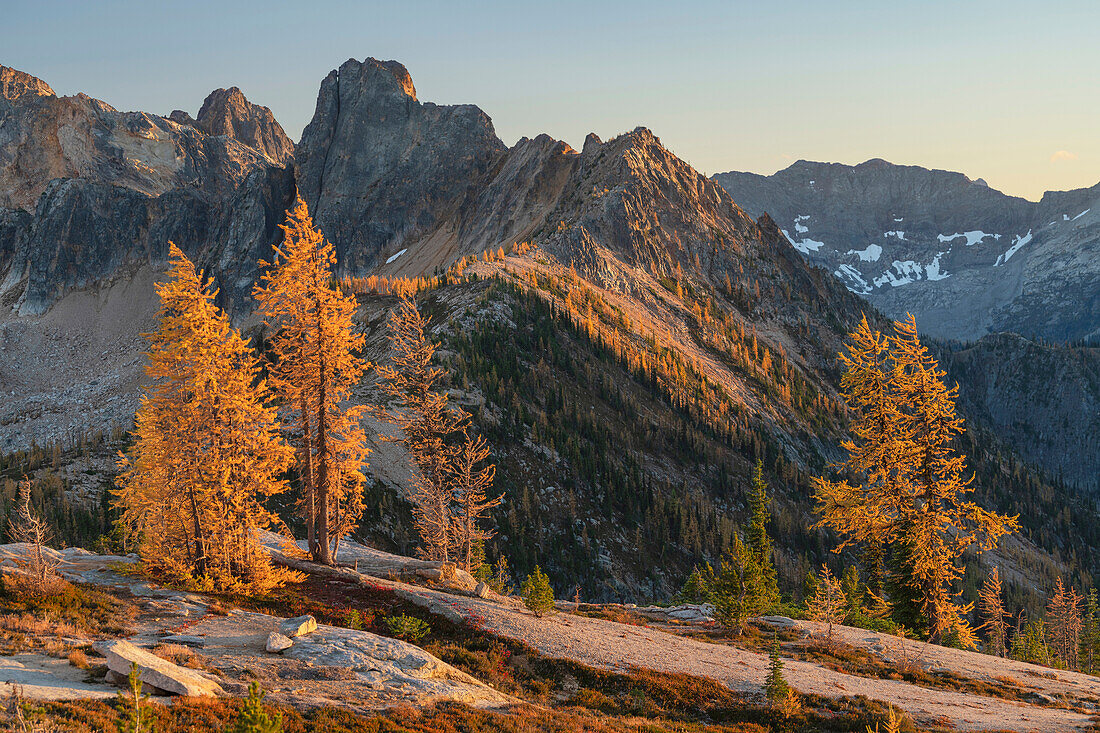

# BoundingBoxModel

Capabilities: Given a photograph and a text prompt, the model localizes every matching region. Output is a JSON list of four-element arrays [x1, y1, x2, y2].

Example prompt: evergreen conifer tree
[[1080, 589, 1100, 674], [710, 534, 765, 632], [764, 633, 789, 703], [228, 682, 282, 733], [747, 460, 779, 609], [522, 565, 555, 617]]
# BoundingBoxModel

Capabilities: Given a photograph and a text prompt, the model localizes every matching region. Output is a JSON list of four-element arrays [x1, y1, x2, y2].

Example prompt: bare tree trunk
[[314, 349, 333, 566], [300, 400, 317, 558]]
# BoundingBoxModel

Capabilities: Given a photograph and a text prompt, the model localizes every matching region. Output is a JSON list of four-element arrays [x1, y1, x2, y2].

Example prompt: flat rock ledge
[[94, 639, 224, 697]]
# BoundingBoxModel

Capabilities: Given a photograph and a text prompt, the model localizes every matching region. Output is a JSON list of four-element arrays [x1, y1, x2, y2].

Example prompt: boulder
[[93, 639, 223, 697], [474, 581, 491, 599], [279, 615, 317, 637], [265, 632, 293, 653]]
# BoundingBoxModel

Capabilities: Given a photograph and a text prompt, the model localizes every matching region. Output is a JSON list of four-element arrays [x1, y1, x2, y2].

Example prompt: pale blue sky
[[5, 0, 1098, 200]]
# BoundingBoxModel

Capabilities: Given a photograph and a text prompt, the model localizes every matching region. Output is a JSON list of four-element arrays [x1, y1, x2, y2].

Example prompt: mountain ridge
[[713, 158, 1100, 344]]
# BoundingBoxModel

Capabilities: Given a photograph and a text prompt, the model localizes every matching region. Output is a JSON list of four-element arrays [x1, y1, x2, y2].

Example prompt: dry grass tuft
[[152, 643, 194, 663], [67, 649, 90, 669], [0, 612, 80, 638]]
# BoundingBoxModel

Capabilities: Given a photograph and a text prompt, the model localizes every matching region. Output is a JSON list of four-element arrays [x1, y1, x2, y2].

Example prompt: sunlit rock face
[[0, 65, 275, 213], [193, 87, 295, 166], [0, 64, 295, 314]]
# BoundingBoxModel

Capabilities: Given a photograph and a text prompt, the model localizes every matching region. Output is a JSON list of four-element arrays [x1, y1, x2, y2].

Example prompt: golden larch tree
[[814, 313, 1017, 645], [978, 566, 1009, 657], [116, 243, 295, 592], [1047, 577, 1083, 669], [376, 295, 501, 568], [254, 197, 369, 566], [450, 428, 503, 572], [375, 295, 463, 562]]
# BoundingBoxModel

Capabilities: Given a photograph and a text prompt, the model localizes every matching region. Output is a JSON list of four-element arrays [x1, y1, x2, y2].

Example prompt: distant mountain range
[[714, 160, 1100, 343]]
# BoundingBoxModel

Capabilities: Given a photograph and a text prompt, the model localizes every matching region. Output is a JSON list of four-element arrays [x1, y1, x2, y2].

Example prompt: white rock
[[93, 639, 223, 697], [265, 632, 293, 653], [279, 615, 317, 637]]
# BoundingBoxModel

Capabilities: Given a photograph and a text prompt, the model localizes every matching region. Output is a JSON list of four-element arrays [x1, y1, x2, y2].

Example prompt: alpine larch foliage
[[254, 197, 370, 566], [813, 314, 1018, 646], [116, 244, 296, 593]]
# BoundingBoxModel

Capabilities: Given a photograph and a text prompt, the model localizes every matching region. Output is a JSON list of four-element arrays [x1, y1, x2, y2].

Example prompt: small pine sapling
[[116, 662, 154, 733], [384, 613, 430, 642], [764, 633, 789, 704], [228, 681, 282, 733], [522, 565, 555, 617]]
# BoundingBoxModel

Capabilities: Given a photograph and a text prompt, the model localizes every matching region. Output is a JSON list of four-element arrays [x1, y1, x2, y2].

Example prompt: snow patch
[[873, 259, 940, 288], [893, 217, 904, 222], [884, 230, 906, 240], [781, 229, 825, 254], [847, 243, 883, 262], [937, 231, 998, 247], [1073, 208, 1091, 221], [995, 230, 1032, 266], [925, 252, 950, 281], [385, 248, 408, 264], [835, 264, 871, 294], [794, 215, 809, 234]]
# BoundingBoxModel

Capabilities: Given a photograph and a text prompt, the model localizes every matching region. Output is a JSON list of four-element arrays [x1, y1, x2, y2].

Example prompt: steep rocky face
[[2, 166, 294, 316], [295, 57, 507, 273], [0, 66, 276, 213], [938, 335, 1100, 491], [0, 65, 54, 101], [714, 160, 1100, 343], [0, 64, 296, 315], [193, 87, 295, 165]]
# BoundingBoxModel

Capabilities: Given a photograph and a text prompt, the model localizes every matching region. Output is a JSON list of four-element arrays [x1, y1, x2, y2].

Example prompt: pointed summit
[[0, 65, 55, 102], [194, 87, 294, 165]]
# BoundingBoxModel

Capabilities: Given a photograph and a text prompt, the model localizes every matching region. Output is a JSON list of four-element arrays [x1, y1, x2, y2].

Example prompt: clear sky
[[5, 0, 1098, 200]]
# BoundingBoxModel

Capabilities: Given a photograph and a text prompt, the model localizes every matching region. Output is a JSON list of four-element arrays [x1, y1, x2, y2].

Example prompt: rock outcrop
[[0, 65, 54, 101], [93, 639, 224, 697], [295, 57, 507, 273], [279, 615, 317, 637]]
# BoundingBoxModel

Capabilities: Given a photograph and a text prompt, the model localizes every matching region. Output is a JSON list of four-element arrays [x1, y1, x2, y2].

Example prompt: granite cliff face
[[0, 64, 295, 315], [714, 160, 1100, 343], [169, 86, 295, 166], [295, 57, 507, 273]]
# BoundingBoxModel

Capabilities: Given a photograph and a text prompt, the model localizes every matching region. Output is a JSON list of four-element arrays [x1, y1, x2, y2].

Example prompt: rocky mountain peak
[[364, 57, 417, 100], [295, 56, 504, 272], [193, 86, 294, 165], [0, 65, 55, 102]]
